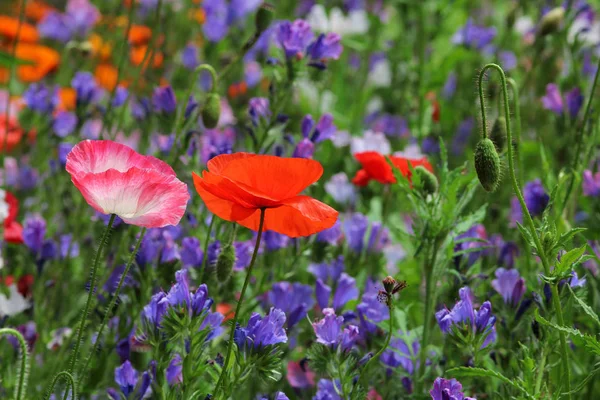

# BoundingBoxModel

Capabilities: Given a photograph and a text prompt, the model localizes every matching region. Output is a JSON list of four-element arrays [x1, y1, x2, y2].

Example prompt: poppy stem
[[213, 208, 266, 399], [358, 300, 393, 389], [78, 227, 147, 380], [478, 63, 571, 398], [200, 214, 217, 283], [66, 214, 116, 376], [0, 328, 29, 400], [43, 371, 76, 400]]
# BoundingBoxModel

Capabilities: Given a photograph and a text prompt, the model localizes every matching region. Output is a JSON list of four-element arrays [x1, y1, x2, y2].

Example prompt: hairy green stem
[[359, 301, 394, 388], [417, 241, 439, 392], [200, 214, 217, 283], [67, 214, 116, 375], [45, 371, 77, 400], [0, 328, 29, 400], [507, 78, 523, 185], [534, 348, 546, 395], [213, 208, 266, 399], [217, 33, 261, 82], [478, 63, 571, 398], [416, 1, 426, 138], [79, 227, 147, 378]]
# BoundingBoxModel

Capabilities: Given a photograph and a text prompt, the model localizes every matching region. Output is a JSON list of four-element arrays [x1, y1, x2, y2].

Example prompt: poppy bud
[[538, 7, 564, 37], [382, 276, 396, 294], [255, 3, 274, 35], [490, 117, 507, 151], [202, 93, 221, 129], [474, 138, 501, 192], [216, 243, 236, 283], [414, 165, 438, 195]]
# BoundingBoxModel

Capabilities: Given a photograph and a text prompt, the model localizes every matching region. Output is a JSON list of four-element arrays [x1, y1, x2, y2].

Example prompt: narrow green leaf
[[447, 367, 535, 399], [554, 245, 587, 276], [0, 50, 34, 67]]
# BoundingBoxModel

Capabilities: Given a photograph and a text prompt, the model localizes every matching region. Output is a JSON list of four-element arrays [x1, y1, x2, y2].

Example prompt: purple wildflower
[[542, 83, 564, 114], [114, 360, 138, 398], [277, 20, 314, 59], [152, 86, 177, 114], [381, 332, 419, 374], [180, 237, 204, 268], [268, 282, 314, 328], [166, 354, 183, 386], [249, 97, 271, 125], [492, 268, 526, 307], [72, 72, 101, 105], [22, 84, 58, 114], [314, 379, 343, 400], [307, 33, 343, 68], [583, 170, 600, 196], [452, 18, 497, 49], [203, 0, 230, 42], [430, 377, 475, 400], [234, 307, 288, 350], [313, 308, 359, 351], [23, 214, 46, 254], [53, 112, 77, 138], [310, 256, 358, 311]]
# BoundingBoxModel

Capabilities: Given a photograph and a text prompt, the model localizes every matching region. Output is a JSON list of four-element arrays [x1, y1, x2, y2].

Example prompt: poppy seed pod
[[382, 276, 396, 294], [490, 117, 507, 151], [474, 138, 501, 192], [538, 7, 564, 37], [414, 165, 439, 195], [216, 243, 236, 283], [202, 93, 221, 129], [255, 3, 274, 35]]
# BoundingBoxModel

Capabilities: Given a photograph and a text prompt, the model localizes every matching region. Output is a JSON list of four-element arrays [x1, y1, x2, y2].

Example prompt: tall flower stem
[[0, 328, 29, 400], [200, 214, 217, 283], [79, 228, 147, 379], [416, 1, 427, 138], [170, 64, 218, 165], [67, 214, 116, 374], [478, 63, 571, 398], [561, 55, 600, 213], [213, 208, 266, 399], [358, 300, 394, 388], [417, 240, 439, 392], [44, 371, 76, 400], [507, 78, 523, 186]]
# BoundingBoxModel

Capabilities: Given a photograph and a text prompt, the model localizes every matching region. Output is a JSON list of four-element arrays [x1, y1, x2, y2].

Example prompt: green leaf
[[554, 228, 587, 252], [447, 367, 535, 399], [554, 245, 587, 277], [568, 285, 600, 327], [534, 309, 600, 356], [515, 222, 537, 251], [454, 204, 487, 236]]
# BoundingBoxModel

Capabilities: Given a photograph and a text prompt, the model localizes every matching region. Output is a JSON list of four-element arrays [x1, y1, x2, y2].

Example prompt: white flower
[[0, 189, 8, 224], [307, 5, 369, 36], [368, 59, 392, 87], [0, 285, 30, 318], [351, 130, 391, 155]]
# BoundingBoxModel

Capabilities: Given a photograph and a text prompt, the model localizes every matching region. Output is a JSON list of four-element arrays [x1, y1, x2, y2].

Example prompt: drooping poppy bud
[[216, 243, 236, 283], [202, 93, 221, 129], [474, 138, 501, 192], [255, 3, 274, 35], [414, 165, 438, 195], [538, 7, 564, 37]]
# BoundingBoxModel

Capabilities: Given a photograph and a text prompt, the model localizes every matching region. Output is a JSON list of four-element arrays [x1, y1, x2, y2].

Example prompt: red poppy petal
[[206, 152, 255, 174], [351, 169, 371, 187], [192, 172, 256, 222], [215, 154, 324, 201], [355, 152, 395, 184], [4, 221, 23, 244], [5, 191, 18, 224], [236, 196, 338, 238]]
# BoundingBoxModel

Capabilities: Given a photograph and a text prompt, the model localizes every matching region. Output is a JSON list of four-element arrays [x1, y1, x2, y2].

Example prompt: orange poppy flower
[[0, 43, 59, 83], [58, 88, 76, 111], [95, 63, 118, 91], [0, 15, 38, 43], [191, 9, 206, 24], [227, 82, 247, 99], [193, 153, 338, 238], [89, 33, 112, 61], [352, 151, 434, 187], [216, 303, 234, 321], [0, 116, 25, 152], [128, 25, 152, 46], [23, 0, 57, 23], [130, 45, 163, 69]]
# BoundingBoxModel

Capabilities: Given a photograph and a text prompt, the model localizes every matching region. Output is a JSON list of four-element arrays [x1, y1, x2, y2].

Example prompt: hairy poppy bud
[[490, 117, 507, 151], [202, 93, 221, 129], [474, 138, 501, 192], [414, 165, 438, 195], [216, 243, 236, 283], [255, 3, 274, 34], [538, 7, 564, 37]]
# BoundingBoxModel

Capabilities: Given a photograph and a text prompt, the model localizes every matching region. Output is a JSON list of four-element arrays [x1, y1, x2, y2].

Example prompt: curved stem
[[45, 371, 77, 400], [67, 214, 116, 374], [507, 78, 523, 186], [478, 63, 571, 398], [0, 328, 29, 400], [79, 227, 147, 378], [213, 208, 266, 399], [217, 34, 260, 82], [358, 301, 394, 388]]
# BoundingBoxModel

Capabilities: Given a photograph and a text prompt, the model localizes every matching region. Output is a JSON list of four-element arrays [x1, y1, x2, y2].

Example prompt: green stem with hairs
[[416, 1, 427, 138], [358, 300, 394, 388], [561, 55, 600, 212], [213, 208, 266, 399], [0, 328, 29, 400], [507, 78, 523, 186], [79, 227, 147, 379], [478, 63, 571, 398], [200, 214, 217, 283], [66, 214, 116, 375], [44, 372, 77, 400]]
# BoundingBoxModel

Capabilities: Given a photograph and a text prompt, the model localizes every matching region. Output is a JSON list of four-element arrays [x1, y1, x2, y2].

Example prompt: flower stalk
[[0, 328, 30, 400]]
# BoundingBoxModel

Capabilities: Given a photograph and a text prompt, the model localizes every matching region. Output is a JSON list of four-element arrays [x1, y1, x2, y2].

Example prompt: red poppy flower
[[0, 15, 38, 43], [0, 43, 60, 83], [192, 153, 338, 238], [1, 189, 23, 244], [352, 151, 433, 187]]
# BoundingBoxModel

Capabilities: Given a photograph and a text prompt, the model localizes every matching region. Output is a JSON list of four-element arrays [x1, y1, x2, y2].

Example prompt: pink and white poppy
[[66, 140, 189, 228], [0, 189, 23, 244]]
